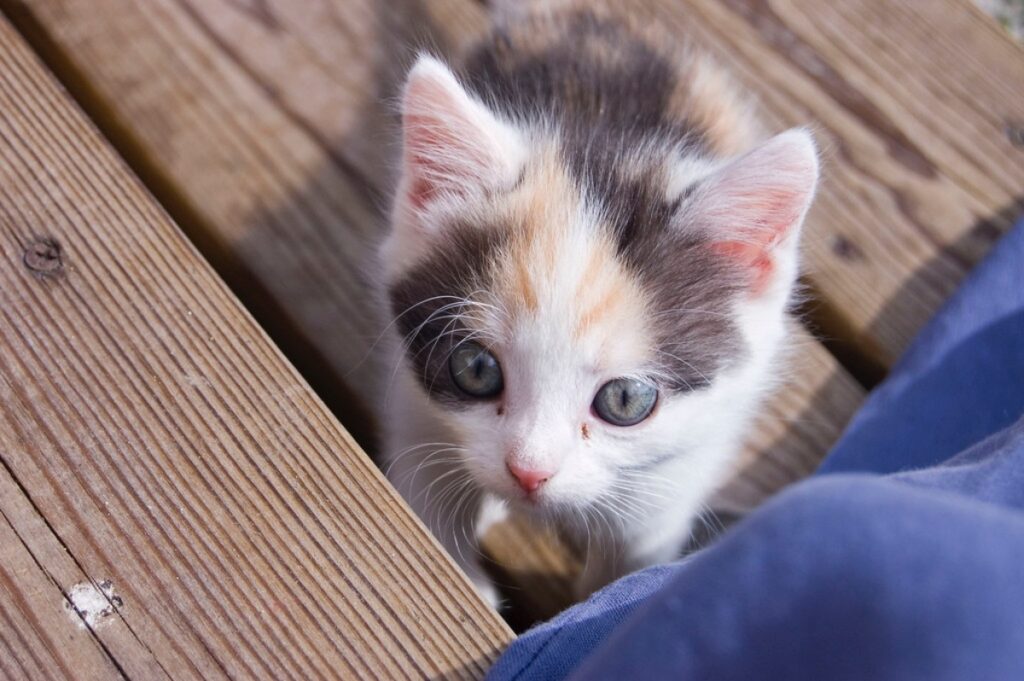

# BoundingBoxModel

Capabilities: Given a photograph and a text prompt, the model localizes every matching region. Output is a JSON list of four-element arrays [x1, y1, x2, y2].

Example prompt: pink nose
[[506, 461, 555, 494]]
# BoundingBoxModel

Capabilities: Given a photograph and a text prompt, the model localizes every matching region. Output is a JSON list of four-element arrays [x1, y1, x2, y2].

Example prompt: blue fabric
[[488, 219, 1024, 681]]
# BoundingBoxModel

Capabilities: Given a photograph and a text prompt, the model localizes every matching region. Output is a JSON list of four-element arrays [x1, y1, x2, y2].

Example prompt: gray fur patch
[[389, 225, 508, 405]]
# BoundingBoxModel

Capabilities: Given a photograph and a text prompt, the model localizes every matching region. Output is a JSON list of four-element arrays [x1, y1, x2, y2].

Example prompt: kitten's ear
[[397, 55, 524, 217], [691, 129, 819, 294]]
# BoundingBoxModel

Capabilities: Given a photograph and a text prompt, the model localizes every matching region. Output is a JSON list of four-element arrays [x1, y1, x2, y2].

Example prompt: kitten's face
[[384, 57, 817, 517]]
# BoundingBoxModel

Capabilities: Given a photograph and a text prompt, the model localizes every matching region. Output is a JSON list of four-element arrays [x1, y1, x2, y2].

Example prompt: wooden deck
[[0, 0, 1021, 677]]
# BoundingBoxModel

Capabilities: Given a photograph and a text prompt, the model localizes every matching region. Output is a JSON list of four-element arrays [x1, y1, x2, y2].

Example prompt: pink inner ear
[[401, 60, 513, 214], [711, 188, 806, 293], [407, 174, 435, 211], [698, 129, 818, 294], [404, 110, 472, 210], [404, 119, 447, 210], [711, 241, 774, 294]]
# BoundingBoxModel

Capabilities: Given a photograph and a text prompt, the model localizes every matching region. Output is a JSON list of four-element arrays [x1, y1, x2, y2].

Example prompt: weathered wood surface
[[0, 14, 512, 680], [3, 0, 1018, 629], [0, 471, 128, 680]]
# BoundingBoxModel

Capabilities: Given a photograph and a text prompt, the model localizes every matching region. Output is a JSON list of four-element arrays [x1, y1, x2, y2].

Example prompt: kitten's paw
[[470, 573, 503, 610]]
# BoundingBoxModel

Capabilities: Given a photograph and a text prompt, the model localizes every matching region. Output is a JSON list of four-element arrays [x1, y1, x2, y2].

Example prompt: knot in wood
[[23, 237, 63, 277], [830, 234, 864, 262], [1007, 123, 1024, 149]]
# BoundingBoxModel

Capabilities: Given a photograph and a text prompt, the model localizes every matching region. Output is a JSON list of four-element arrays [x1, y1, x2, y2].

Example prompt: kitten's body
[[376, 3, 818, 605]]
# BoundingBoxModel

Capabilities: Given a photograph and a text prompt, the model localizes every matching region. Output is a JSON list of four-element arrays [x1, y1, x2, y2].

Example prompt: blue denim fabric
[[487, 219, 1024, 681]]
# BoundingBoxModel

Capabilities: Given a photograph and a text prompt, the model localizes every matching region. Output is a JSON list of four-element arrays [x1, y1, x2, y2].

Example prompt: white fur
[[376, 56, 818, 607]]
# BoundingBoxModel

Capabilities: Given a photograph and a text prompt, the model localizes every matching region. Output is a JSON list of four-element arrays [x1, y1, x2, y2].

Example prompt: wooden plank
[[635, 0, 1024, 374], [0, 14, 511, 679], [0, 463, 184, 680], [0, 0, 865, 620]]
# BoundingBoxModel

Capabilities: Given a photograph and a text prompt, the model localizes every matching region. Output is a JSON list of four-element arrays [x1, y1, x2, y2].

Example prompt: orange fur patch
[[487, 148, 652, 365], [667, 57, 762, 157], [495, 148, 580, 315], [576, 278, 626, 339], [514, 254, 538, 311]]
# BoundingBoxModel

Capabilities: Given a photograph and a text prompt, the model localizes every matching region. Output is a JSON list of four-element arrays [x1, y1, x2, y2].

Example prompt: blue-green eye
[[449, 341, 503, 398], [593, 378, 658, 426]]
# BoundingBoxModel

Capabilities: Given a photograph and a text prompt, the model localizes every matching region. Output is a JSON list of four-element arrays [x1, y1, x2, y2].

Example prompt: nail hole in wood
[[23, 237, 63, 278], [831, 235, 865, 262], [1006, 123, 1024, 148]]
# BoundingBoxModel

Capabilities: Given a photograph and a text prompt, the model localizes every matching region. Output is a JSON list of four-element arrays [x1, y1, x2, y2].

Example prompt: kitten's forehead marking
[[665, 56, 763, 157], [504, 147, 575, 315], [493, 150, 650, 359], [574, 244, 627, 339]]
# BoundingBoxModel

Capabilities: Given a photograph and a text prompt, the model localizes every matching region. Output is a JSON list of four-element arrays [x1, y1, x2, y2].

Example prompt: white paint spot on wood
[[181, 372, 211, 388], [64, 579, 123, 628]]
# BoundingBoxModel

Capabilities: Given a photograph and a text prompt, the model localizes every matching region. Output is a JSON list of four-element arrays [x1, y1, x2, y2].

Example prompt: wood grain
[[0, 0, 867, 624], [0, 14, 511, 679]]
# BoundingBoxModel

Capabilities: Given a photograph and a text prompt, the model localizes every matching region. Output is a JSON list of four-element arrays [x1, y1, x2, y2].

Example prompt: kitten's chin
[[486, 484, 543, 509], [491, 485, 584, 519]]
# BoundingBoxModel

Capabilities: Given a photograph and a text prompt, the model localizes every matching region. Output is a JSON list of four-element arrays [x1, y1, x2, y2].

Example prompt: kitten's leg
[[385, 445, 500, 608]]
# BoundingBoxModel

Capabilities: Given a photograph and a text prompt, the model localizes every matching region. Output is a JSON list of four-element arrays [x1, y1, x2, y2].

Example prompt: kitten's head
[[383, 56, 818, 518]]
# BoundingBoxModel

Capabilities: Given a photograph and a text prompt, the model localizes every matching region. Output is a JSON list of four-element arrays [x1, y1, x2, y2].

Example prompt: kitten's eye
[[592, 378, 658, 426], [449, 341, 504, 398]]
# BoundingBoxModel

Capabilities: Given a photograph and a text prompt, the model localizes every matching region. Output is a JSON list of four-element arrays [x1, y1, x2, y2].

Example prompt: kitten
[[376, 3, 819, 606]]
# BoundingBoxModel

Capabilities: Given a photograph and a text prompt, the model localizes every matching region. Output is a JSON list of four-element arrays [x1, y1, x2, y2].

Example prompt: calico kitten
[[377, 2, 819, 606]]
